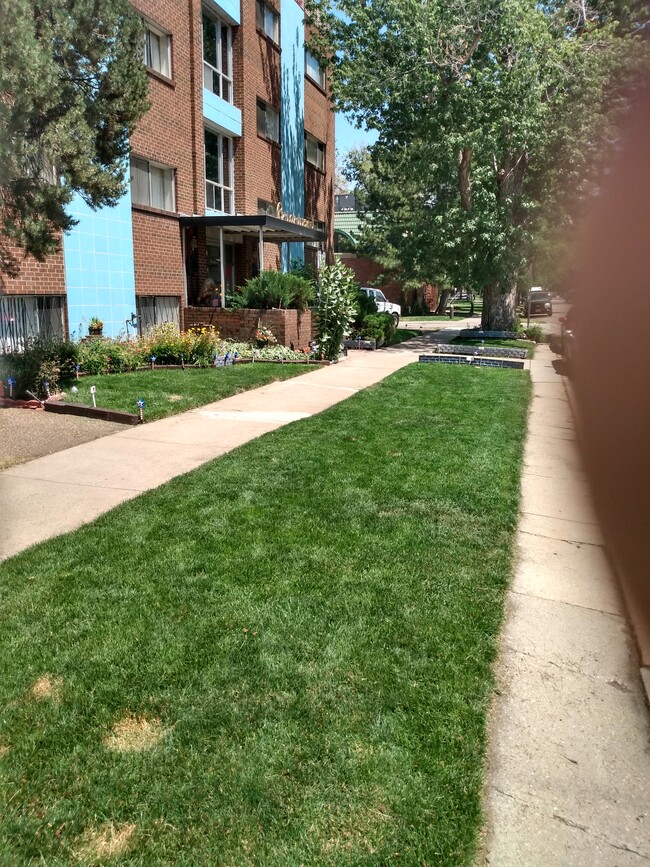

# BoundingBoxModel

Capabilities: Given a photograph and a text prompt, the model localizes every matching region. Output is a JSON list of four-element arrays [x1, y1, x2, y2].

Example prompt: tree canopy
[[308, 0, 648, 328], [0, 0, 149, 277]]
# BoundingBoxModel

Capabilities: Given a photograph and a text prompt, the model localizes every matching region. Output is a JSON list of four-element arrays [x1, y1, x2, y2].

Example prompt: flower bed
[[0, 324, 315, 400]]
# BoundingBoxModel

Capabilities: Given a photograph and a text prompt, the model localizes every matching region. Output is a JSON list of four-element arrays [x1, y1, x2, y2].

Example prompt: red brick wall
[[132, 212, 185, 297], [1, 239, 66, 297], [232, 0, 282, 216], [304, 36, 335, 262], [130, 0, 199, 309], [184, 306, 312, 349], [338, 254, 404, 306]]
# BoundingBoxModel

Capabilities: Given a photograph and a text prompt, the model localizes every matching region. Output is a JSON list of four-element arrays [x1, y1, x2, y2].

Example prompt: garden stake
[[213, 352, 217, 367], [180, 354, 185, 370], [150, 354, 156, 370], [137, 397, 145, 423], [7, 376, 15, 398], [90, 385, 97, 408], [75, 364, 80, 379], [43, 381, 51, 399]]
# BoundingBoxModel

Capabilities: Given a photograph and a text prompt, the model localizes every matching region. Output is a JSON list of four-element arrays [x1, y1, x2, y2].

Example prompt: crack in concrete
[[553, 814, 650, 860], [509, 587, 623, 619], [519, 509, 600, 528], [518, 529, 604, 549]]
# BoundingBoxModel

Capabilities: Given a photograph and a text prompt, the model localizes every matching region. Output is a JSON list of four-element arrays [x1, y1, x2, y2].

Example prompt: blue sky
[[335, 113, 378, 156]]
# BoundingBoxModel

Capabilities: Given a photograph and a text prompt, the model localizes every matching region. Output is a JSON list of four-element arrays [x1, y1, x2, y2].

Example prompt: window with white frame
[[256, 0, 279, 44], [204, 129, 234, 213], [202, 13, 233, 103], [130, 157, 175, 211], [257, 100, 280, 143], [305, 132, 325, 171], [143, 23, 171, 78], [305, 50, 326, 89]]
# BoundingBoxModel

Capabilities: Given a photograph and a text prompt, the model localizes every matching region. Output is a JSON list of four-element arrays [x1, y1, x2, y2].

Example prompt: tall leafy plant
[[315, 260, 359, 360], [230, 271, 314, 310]]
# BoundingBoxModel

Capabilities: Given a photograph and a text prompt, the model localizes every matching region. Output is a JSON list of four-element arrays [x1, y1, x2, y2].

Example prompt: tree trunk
[[435, 288, 450, 315], [481, 282, 518, 330]]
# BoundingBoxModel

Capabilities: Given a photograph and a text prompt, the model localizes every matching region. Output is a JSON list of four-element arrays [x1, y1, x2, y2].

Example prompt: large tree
[[0, 0, 149, 278], [308, 0, 648, 329]]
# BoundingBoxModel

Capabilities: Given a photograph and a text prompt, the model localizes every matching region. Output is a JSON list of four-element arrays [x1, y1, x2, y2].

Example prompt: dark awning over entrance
[[179, 213, 325, 243]]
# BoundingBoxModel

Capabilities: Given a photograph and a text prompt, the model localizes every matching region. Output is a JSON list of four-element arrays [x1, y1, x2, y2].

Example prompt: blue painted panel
[[63, 174, 137, 340], [280, 0, 305, 270], [204, 0, 240, 25], [203, 89, 242, 137]]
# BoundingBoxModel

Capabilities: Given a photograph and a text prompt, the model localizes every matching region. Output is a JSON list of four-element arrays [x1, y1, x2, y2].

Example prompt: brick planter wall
[[184, 307, 313, 350]]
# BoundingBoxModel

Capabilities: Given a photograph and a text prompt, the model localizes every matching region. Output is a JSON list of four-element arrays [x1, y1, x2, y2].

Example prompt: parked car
[[360, 288, 401, 324], [525, 288, 553, 316]]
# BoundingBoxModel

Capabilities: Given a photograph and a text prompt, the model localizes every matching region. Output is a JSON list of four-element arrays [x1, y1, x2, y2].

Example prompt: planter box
[[344, 336, 385, 350], [183, 307, 312, 350]]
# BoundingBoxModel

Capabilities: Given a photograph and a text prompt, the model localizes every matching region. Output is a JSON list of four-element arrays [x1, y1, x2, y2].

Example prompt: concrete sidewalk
[[1, 330, 457, 562], [482, 345, 650, 865]]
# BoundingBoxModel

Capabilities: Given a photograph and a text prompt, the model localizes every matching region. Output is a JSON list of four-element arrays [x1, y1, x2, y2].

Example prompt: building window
[[202, 13, 233, 103], [130, 157, 175, 211], [258, 199, 277, 216], [137, 296, 180, 335], [143, 23, 171, 78], [257, 100, 280, 144], [305, 133, 325, 171], [205, 129, 234, 213], [256, 0, 280, 44], [305, 50, 326, 89], [0, 296, 65, 353]]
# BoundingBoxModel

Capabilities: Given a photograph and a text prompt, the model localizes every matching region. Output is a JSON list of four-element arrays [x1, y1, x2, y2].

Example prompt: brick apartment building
[[0, 0, 334, 347]]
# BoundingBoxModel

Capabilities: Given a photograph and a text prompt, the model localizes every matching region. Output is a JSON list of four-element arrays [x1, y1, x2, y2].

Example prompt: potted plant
[[255, 323, 277, 349], [88, 317, 103, 337]]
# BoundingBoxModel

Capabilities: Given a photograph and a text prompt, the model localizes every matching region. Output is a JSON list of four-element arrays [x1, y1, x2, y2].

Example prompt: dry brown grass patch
[[0, 744, 10, 758], [167, 394, 184, 402], [73, 821, 137, 863], [30, 675, 63, 702], [103, 713, 166, 753]]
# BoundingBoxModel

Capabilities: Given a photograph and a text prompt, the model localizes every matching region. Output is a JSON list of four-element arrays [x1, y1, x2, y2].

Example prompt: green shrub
[[315, 260, 359, 360], [359, 312, 396, 345], [76, 338, 144, 375], [0, 339, 79, 398], [521, 324, 544, 343], [182, 326, 222, 366], [352, 287, 378, 330], [230, 271, 314, 310]]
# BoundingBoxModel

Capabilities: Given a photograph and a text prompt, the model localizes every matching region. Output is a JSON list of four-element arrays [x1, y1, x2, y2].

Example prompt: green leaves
[[315, 260, 360, 360], [0, 0, 149, 275], [308, 0, 647, 327]]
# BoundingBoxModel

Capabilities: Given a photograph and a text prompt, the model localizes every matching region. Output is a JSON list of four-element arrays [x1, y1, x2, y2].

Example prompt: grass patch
[[60, 365, 313, 421], [0, 364, 530, 865], [402, 302, 482, 322], [450, 337, 536, 358], [386, 328, 420, 346]]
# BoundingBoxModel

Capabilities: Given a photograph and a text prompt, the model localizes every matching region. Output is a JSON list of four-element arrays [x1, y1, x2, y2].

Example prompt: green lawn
[[450, 337, 536, 358], [402, 302, 482, 322], [61, 365, 313, 421], [386, 328, 420, 346], [0, 364, 530, 865]]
